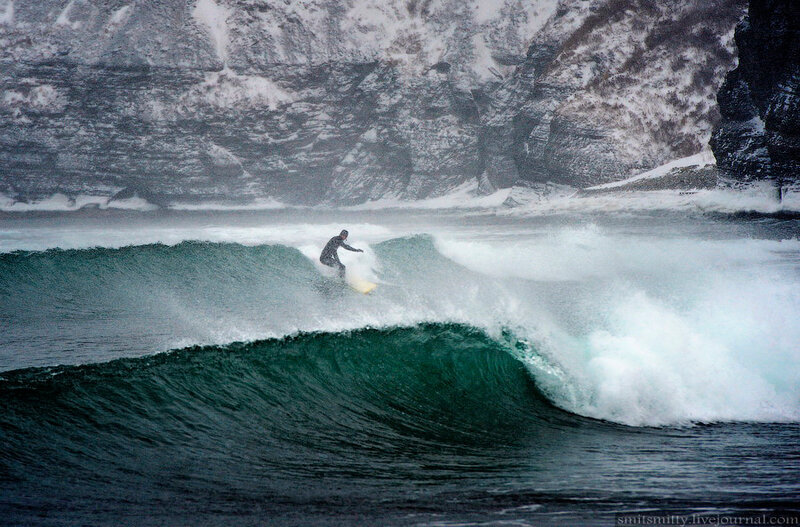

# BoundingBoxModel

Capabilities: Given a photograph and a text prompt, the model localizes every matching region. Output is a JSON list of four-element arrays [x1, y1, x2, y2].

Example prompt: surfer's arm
[[341, 243, 363, 252]]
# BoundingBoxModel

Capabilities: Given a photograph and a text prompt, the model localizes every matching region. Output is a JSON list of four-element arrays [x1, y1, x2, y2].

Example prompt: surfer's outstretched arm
[[341, 243, 363, 253]]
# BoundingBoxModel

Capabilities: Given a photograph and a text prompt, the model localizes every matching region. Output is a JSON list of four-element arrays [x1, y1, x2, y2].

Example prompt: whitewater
[[2, 208, 799, 427]]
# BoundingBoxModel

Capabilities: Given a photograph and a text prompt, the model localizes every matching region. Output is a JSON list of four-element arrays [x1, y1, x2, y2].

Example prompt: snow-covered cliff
[[710, 0, 800, 194], [0, 0, 745, 205]]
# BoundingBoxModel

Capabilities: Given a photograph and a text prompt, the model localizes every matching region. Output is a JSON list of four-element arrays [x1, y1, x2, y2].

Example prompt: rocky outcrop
[[710, 0, 800, 192], [0, 0, 745, 206]]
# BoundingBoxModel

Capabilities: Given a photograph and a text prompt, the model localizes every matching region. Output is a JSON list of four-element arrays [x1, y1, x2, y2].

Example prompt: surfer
[[320, 229, 363, 279]]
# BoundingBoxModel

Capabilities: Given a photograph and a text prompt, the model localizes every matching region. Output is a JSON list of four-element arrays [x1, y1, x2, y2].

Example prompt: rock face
[[710, 0, 800, 189], [0, 0, 745, 206]]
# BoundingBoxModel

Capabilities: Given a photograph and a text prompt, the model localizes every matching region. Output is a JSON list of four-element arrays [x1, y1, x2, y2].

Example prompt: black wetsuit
[[320, 236, 360, 278]]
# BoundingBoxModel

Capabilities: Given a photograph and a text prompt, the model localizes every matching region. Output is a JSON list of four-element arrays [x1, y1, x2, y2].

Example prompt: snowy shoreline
[[1, 154, 797, 216]]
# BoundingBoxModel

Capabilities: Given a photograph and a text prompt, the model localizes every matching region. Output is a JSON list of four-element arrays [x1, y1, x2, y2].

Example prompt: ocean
[[1, 207, 799, 526]]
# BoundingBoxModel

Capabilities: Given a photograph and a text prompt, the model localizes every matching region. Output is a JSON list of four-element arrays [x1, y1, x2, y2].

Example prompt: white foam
[[571, 283, 800, 426], [298, 239, 381, 284], [434, 227, 798, 282], [432, 225, 800, 426]]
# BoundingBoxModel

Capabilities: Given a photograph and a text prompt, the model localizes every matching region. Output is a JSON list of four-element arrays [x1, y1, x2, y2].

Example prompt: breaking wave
[[2, 229, 799, 428]]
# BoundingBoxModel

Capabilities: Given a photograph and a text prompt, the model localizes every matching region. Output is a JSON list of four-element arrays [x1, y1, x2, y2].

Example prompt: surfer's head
[[340, 229, 348, 239]]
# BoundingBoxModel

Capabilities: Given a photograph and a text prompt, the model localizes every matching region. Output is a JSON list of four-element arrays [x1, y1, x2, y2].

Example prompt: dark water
[[2, 323, 799, 526], [1, 211, 799, 525]]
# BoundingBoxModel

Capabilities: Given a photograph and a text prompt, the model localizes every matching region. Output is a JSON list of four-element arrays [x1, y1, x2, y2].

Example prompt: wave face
[[2, 222, 800, 428], [3, 323, 799, 526], [0, 323, 597, 525], [0, 324, 553, 484]]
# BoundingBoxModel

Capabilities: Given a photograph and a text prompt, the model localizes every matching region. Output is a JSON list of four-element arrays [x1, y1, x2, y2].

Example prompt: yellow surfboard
[[347, 275, 377, 294]]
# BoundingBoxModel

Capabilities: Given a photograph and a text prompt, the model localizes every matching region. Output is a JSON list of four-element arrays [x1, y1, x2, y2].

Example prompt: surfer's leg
[[321, 255, 345, 279]]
